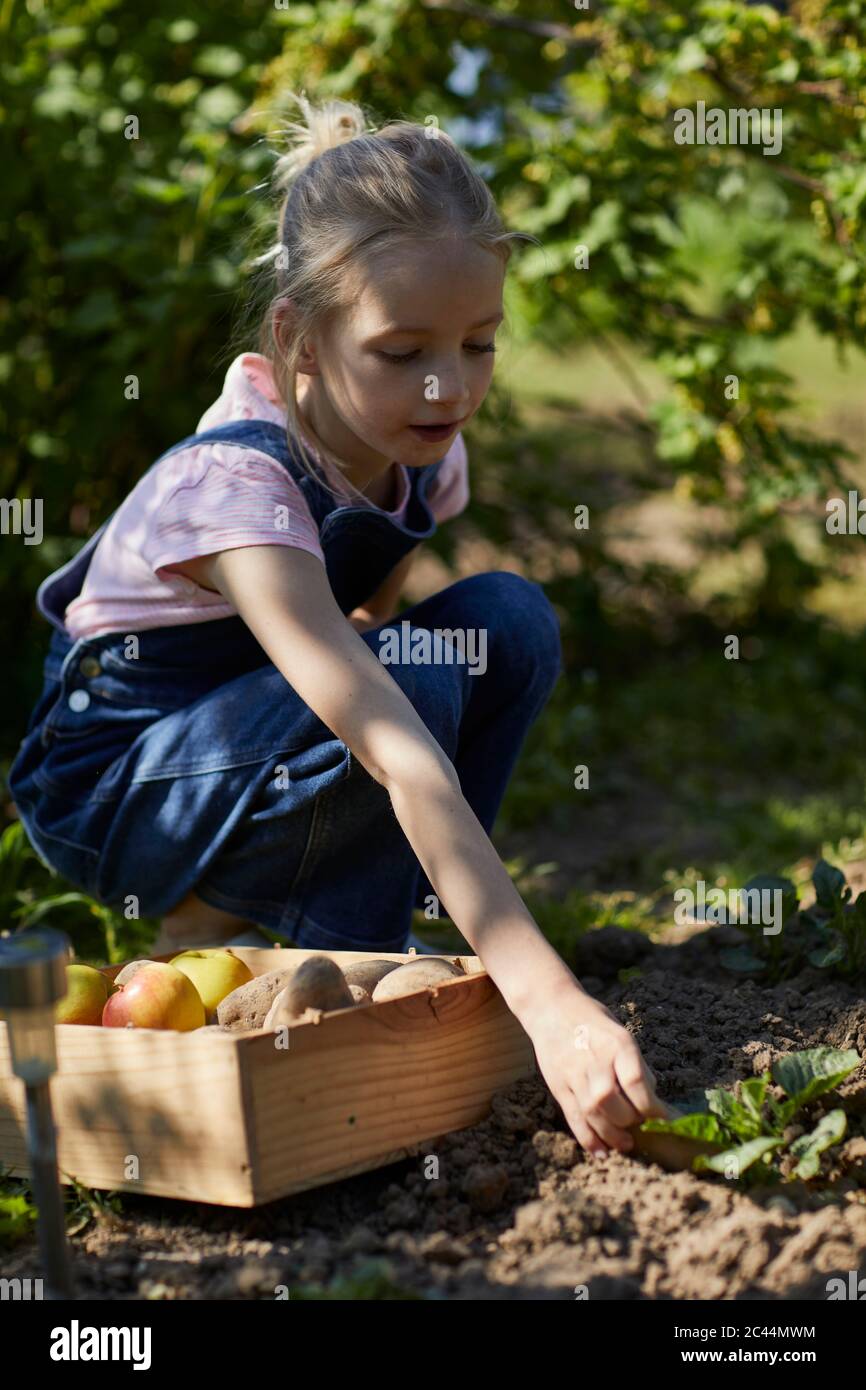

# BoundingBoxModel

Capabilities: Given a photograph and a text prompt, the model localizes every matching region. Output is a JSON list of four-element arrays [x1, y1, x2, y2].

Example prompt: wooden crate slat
[[0, 1024, 254, 1205]]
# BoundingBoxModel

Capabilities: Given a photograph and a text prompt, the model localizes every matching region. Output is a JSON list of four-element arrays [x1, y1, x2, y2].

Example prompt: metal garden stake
[[0, 927, 75, 1299]]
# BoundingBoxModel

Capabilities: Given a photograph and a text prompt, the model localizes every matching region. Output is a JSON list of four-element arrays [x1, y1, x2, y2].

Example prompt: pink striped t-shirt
[[63, 353, 470, 640]]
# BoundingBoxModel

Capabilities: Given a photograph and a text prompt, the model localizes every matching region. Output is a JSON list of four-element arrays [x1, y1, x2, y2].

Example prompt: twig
[[794, 80, 859, 107], [418, 0, 597, 47], [656, 301, 743, 332], [769, 161, 850, 247]]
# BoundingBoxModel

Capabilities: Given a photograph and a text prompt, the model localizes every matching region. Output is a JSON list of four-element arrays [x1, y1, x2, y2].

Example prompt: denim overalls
[[8, 419, 563, 951]]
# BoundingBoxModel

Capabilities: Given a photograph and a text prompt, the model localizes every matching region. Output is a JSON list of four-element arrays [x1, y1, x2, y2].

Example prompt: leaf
[[789, 1110, 847, 1180], [193, 46, 245, 78], [196, 85, 246, 126], [706, 1085, 762, 1139], [0, 1193, 38, 1245], [580, 200, 622, 254], [808, 933, 847, 969], [718, 945, 765, 974], [640, 1112, 725, 1143], [61, 234, 125, 261], [772, 1047, 860, 1119], [517, 239, 580, 282], [0, 822, 30, 869], [767, 57, 800, 83], [131, 178, 189, 206], [16, 892, 95, 927], [813, 859, 848, 912], [67, 290, 122, 335], [738, 874, 798, 930], [517, 175, 591, 234], [673, 37, 707, 74], [693, 1136, 785, 1177], [738, 1074, 772, 1130], [741, 874, 796, 897]]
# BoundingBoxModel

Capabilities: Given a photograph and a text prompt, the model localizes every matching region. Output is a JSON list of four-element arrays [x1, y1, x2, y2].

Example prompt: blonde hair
[[229, 92, 537, 502]]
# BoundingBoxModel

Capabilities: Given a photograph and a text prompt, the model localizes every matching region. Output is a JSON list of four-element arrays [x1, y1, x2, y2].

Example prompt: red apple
[[102, 962, 205, 1031]]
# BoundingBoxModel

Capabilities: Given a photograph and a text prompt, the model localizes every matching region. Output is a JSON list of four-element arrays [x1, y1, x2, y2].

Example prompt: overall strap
[[158, 419, 296, 465], [36, 419, 445, 632]]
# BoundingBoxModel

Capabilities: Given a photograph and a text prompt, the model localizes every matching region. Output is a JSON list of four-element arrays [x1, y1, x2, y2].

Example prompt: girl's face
[[294, 237, 505, 484]]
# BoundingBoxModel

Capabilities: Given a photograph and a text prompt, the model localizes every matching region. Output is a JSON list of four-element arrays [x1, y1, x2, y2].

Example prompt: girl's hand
[[519, 983, 675, 1157]]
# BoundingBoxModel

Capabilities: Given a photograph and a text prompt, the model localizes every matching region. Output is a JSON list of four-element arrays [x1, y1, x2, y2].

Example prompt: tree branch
[[794, 80, 860, 107], [418, 0, 597, 47]]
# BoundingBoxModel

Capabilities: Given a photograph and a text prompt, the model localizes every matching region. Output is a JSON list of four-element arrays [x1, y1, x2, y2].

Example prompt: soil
[[7, 924, 866, 1301]]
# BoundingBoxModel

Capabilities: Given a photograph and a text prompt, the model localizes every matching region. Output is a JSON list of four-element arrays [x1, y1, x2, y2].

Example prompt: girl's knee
[[469, 571, 562, 680]]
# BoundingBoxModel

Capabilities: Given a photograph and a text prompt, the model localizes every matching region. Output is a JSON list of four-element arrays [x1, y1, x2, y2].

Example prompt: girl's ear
[[274, 297, 321, 376], [272, 296, 295, 359]]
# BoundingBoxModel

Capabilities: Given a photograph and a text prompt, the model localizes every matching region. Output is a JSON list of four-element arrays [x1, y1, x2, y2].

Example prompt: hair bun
[[271, 93, 370, 193]]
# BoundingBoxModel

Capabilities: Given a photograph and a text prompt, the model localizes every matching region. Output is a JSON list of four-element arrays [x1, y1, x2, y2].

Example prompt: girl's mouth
[[409, 421, 464, 442]]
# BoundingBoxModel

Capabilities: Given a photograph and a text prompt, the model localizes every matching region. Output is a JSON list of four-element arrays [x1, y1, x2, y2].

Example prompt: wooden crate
[[0, 948, 535, 1207]]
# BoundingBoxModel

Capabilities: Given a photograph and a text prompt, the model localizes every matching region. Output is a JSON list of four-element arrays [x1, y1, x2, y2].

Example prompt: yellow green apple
[[56, 963, 111, 1025], [168, 950, 254, 1021], [102, 962, 205, 1031]]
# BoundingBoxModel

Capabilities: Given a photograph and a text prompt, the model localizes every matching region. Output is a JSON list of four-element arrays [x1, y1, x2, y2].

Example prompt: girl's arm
[[196, 543, 672, 1154], [347, 546, 417, 633]]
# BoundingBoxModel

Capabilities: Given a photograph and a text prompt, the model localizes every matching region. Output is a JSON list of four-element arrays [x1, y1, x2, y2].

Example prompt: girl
[[9, 95, 670, 1156]]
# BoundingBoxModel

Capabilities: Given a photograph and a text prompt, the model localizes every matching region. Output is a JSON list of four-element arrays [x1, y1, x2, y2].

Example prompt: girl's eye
[[378, 343, 497, 365]]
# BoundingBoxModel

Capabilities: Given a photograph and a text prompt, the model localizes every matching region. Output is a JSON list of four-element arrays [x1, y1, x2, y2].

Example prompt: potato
[[342, 958, 402, 995], [216, 967, 294, 1032], [371, 957, 464, 1002], [114, 959, 155, 987], [261, 955, 356, 1031], [348, 983, 373, 1006], [288, 955, 355, 1012]]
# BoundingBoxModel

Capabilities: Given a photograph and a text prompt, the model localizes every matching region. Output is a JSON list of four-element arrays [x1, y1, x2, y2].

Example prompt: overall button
[[68, 689, 91, 713], [79, 655, 101, 678]]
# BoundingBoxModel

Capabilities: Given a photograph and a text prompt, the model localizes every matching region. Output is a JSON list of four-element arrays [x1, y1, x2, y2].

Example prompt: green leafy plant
[[0, 1167, 38, 1249], [801, 858, 866, 979], [0, 1166, 124, 1250], [0, 823, 158, 963], [717, 872, 801, 980], [713, 857, 866, 983], [291, 1258, 427, 1300], [641, 1046, 861, 1184]]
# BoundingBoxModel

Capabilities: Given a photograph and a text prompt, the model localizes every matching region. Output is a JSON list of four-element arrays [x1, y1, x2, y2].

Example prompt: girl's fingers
[[576, 1117, 609, 1158], [614, 1049, 669, 1120], [584, 1074, 643, 1131], [560, 1094, 608, 1156], [581, 1101, 636, 1152]]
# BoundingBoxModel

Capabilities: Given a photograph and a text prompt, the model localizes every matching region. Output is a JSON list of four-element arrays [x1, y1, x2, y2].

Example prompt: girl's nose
[[420, 368, 471, 412]]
